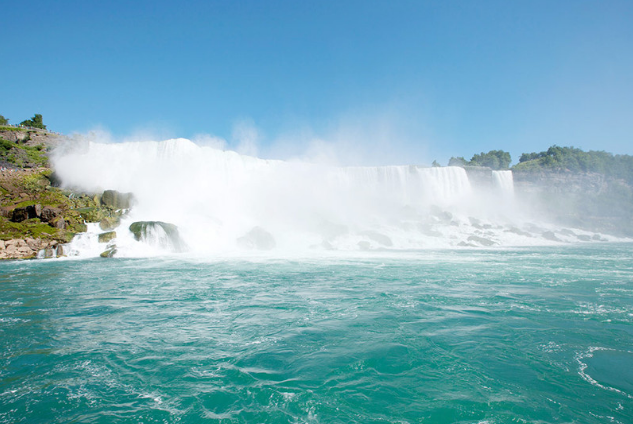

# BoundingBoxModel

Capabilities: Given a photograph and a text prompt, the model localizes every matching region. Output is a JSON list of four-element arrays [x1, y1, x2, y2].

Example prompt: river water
[[1, 244, 632, 423]]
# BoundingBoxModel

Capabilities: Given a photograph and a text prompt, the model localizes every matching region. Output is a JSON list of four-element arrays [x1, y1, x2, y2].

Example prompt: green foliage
[[449, 151, 512, 170], [469, 150, 511, 170], [0, 115, 8, 125], [448, 156, 467, 167], [432, 160, 440, 167], [0, 139, 48, 167], [514, 145, 633, 184], [0, 126, 26, 132], [0, 138, 14, 151], [19, 114, 46, 130], [21, 173, 49, 192]]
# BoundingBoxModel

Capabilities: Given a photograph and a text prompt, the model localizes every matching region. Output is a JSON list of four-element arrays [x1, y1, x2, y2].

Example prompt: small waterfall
[[492, 170, 514, 195]]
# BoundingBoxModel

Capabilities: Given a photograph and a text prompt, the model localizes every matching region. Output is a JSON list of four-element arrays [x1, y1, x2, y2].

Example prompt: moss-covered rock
[[100, 247, 117, 258], [129, 221, 184, 252], [98, 231, 117, 243], [101, 190, 134, 210], [99, 216, 120, 231]]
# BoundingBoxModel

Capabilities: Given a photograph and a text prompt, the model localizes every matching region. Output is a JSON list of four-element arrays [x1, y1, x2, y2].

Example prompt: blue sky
[[2, 0, 632, 165]]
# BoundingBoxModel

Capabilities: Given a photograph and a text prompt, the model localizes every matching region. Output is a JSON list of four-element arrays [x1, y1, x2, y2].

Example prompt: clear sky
[[2, 0, 632, 165]]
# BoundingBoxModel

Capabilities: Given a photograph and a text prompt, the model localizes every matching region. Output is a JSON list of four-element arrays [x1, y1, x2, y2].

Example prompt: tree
[[448, 156, 467, 167], [0, 114, 8, 125], [432, 160, 441, 167], [469, 150, 511, 170], [19, 114, 46, 130]]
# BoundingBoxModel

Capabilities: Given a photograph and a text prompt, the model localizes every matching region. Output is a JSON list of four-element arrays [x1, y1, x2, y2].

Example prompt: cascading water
[[51, 138, 606, 257], [492, 170, 514, 195]]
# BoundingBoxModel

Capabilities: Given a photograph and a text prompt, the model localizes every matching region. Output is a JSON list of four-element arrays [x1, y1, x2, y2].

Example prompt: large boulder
[[40, 206, 61, 222], [10, 204, 41, 222], [99, 217, 120, 231], [100, 190, 134, 210], [98, 231, 117, 243], [129, 221, 184, 252], [237, 227, 276, 250]]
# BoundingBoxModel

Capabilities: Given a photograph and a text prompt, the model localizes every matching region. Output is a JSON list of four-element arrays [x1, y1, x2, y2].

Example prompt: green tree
[[469, 150, 511, 170], [0, 114, 8, 125], [432, 160, 441, 167], [19, 114, 46, 130], [448, 156, 467, 167]]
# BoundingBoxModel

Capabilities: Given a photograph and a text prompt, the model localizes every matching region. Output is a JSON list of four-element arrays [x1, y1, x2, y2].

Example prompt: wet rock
[[100, 248, 117, 258], [98, 231, 117, 243], [99, 217, 120, 231], [357, 241, 371, 251], [360, 231, 393, 247], [101, 190, 134, 210], [505, 227, 532, 237], [237, 226, 276, 250], [542, 231, 561, 242], [129, 221, 184, 251], [467, 235, 496, 246]]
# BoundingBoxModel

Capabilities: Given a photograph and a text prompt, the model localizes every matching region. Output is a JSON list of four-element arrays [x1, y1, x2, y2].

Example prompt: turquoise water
[[1, 244, 632, 423]]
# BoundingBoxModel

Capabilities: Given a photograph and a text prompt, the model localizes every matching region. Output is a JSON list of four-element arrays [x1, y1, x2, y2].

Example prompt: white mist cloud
[[232, 119, 260, 157], [192, 133, 228, 150]]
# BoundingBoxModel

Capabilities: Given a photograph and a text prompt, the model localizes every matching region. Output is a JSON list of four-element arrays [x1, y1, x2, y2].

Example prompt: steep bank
[[0, 129, 127, 259]]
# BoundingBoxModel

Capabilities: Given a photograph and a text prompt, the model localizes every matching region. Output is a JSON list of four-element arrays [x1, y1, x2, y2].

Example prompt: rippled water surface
[[1, 244, 632, 423]]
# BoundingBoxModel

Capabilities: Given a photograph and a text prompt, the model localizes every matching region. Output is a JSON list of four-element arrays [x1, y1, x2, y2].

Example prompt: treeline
[[448, 150, 512, 170], [447, 146, 633, 183], [513, 145, 633, 184], [0, 113, 47, 130]]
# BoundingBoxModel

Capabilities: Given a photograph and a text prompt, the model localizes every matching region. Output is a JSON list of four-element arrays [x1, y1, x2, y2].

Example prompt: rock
[[10, 207, 29, 222], [505, 227, 532, 237], [592, 234, 607, 241], [430, 206, 453, 222], [57, 244, 69, 257], [357, 241, 371, 251], [360, 231, 393, 247], [101, 190, 134, 210], [129, 221, 184, 251], [577, 234, 592, 241], [40, 206, 61, 222], [467, 235, 496, 246], [99, 217, 120, 231], [25, 238, 39, 250], [419, 224, 442, 237], [49, 217, 66, 230], [542, 231, 561, 242], [9, 205, 41, 222], [98, 231, 117, 243], [100, 248, 117, 258], [559, 228, 576, 237], [236, 226, 276, 250]]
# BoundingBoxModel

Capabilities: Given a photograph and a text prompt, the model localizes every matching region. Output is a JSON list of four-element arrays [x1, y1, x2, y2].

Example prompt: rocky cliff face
[[513, 170, 633, 236]]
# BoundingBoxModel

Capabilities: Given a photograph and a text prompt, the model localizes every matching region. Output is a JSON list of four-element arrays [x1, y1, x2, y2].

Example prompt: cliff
[[513, 169, 633, 236]]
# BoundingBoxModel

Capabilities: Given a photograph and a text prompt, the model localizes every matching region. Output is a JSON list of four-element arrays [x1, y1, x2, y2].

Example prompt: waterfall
[[52, 138, 587, 255], [492, 170, 514, 195]]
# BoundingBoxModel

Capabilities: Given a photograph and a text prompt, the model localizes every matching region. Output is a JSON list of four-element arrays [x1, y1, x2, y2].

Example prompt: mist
[[48, 128, 624, 258]]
